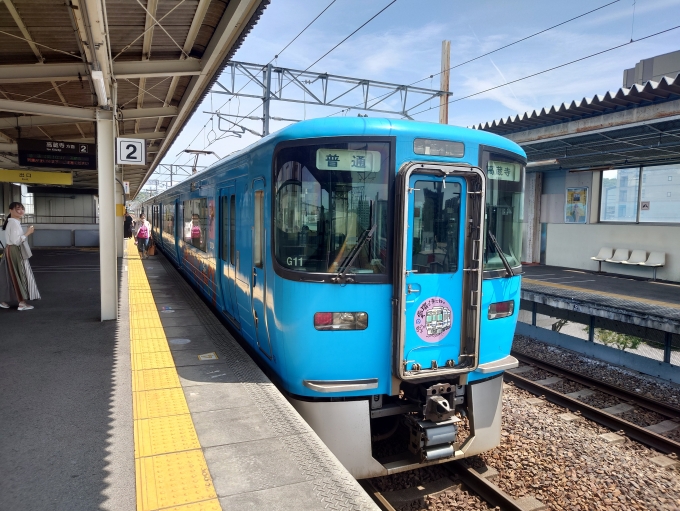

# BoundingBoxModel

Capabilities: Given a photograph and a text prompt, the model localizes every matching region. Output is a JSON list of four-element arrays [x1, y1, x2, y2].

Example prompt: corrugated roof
[[475, 73, 680, 136]]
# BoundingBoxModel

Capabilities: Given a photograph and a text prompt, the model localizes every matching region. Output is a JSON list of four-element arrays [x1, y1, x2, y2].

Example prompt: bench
[[591, 248, 666, 280]]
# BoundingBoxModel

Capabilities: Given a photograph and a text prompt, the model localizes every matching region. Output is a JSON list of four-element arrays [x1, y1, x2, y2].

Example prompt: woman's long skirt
[[0, 245, 40, 302]]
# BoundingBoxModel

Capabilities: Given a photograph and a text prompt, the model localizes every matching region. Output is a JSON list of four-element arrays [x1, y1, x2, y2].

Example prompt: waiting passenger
[[124, 210, 134, 239], [0, 202, 40, 311], [135, 214, 152, 259]]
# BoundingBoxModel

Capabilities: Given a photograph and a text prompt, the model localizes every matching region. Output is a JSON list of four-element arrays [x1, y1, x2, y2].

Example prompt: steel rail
[[511, 351, 680, 418], [361, 463, 531, 511], [503, 372, 680, 456], [445, 462, 527, 511]]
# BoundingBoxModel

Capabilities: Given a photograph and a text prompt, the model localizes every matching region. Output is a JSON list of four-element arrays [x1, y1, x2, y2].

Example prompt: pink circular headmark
[[413, 296, 453, 343]]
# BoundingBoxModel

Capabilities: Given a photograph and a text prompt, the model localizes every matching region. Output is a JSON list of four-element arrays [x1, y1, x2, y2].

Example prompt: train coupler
[[406, 415, 460, 462]]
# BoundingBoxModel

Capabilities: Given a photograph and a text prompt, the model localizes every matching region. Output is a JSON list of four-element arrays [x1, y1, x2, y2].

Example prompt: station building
[[478, 49, 680, 282]]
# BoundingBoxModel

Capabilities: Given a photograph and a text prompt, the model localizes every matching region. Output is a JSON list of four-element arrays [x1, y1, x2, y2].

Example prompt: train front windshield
[[274, 140, 391, 275]]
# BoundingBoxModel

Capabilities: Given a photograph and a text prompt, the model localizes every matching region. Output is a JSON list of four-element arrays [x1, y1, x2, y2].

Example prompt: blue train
[[144, 118, 525, 478]]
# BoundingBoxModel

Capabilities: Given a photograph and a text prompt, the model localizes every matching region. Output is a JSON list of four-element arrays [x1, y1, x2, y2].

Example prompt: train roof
[[154, 118, 525, 197]]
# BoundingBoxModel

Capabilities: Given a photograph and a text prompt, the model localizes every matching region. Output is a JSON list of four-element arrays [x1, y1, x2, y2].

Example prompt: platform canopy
[[0, 0, 268, 195], [475, 74, 680, 172]]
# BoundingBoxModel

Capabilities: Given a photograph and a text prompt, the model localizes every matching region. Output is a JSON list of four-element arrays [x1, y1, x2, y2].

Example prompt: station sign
[[116, 138, 145, 165], [123, 181, 130, 194], [0, 168, 73, 185], [18, 138, 96, 170]]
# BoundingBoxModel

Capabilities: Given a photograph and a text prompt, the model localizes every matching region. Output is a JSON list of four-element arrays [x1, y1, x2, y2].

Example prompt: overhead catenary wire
[[165, 0, 340, 171], [327, 0, 622, 117], [201, 0, 398, 148], [408, 23, 680, 118], [167, 0, 397, 177]]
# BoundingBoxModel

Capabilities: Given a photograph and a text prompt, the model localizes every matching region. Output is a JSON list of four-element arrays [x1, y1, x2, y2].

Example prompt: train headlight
[[488, 300, 514, 320], [314, 312, 368, 330]]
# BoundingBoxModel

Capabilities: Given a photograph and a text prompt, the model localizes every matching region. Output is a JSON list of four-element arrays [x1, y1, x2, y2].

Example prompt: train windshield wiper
[[488, 231, 515, 278], [332, 224, 377, 284]]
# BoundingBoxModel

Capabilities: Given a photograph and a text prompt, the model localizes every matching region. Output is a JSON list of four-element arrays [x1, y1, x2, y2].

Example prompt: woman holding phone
[[0, 202, 40, 311]]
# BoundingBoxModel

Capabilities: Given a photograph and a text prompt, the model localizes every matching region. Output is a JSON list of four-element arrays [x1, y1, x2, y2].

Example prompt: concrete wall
[[545, 223, 680, 281], [34, 193, 96, 223]]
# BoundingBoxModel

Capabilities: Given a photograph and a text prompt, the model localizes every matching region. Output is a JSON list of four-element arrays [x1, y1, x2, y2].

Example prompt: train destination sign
[[487, 160, 521, 182], [18, 138, 96, 170], [0, 168, 73, 185], [316, 148, 381, 172]]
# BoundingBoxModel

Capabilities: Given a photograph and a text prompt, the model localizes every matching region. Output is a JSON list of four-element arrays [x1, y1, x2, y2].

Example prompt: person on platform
[[0, 202, 40, 311], [135, 214, 152, 259], [124, 210, 134, 239]]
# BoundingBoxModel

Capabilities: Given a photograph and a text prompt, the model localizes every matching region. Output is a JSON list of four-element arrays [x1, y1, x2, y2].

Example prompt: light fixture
[[90, 70, 108, 107], [526, 159, 559, 168]]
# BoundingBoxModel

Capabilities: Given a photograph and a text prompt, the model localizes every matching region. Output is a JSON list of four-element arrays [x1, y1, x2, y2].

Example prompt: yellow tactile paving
[[132, 350, 177, 371], [134, 414, 201, 458], [162, 500, 222, 511], [135, 451, 217, 511], [134, 388, 191, 420], [523, 278, 680, 310], [132, 337, 173, 355], [133, 368, 182, 392], [127, 240, 220, 511]]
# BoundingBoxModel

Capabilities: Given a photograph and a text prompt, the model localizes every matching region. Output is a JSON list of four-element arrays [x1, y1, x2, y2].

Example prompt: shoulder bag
[[21, 239, 32, 259]]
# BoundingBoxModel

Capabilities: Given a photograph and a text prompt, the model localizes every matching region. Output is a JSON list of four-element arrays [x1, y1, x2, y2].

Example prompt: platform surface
[[0, 249, 135, 511], [522, 266, 680, 321], [0, 244, 377, 511]]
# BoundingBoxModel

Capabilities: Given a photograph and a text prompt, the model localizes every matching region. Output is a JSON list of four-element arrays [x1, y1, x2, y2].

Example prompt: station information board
[[0, 168, 73, 185], [18, 139, 96, 170]]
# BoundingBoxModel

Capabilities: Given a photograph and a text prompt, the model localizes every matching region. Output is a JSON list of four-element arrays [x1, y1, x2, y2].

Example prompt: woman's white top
[[5, 218, 26, 246]]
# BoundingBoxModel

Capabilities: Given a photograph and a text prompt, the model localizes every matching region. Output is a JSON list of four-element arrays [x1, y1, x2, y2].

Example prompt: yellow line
[[128, 239, 221, 511], [523, 278, 680, 311]]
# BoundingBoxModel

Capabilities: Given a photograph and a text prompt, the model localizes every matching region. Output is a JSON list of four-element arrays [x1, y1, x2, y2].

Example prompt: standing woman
[[0, 202, 40, 311]]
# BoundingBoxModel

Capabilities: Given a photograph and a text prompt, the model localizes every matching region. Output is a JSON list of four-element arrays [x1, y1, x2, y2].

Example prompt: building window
[[639, 164, 680, 223], [600, 168, 639, 222], [183, 198, 208, 251], [602, 164, 680, 223]]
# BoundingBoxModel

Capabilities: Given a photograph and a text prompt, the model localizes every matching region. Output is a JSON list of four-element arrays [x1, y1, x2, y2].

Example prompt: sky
[[149, 0, 680, 188]]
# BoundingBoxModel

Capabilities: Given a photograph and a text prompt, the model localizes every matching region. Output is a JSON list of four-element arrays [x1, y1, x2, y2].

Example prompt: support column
[[523, 171, 542, 263], [115, 169, 124, 256], [97, 112, 118, 321]]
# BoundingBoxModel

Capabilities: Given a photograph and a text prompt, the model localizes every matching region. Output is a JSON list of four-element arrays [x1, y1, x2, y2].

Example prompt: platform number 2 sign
[[116, 138, 145, 165]]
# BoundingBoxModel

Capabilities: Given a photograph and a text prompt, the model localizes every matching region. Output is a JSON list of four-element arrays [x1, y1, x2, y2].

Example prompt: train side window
[[221, 196, 229, 263], [229, 195, 236, 265], [183, 198, 208, 252], [411, 181, 461, 274], [254, 190, 264, 268]]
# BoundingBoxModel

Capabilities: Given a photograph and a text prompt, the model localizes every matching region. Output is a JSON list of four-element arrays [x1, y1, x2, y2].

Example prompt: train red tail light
[[314, 312, 368, 330], [488, 300, 514, 320]]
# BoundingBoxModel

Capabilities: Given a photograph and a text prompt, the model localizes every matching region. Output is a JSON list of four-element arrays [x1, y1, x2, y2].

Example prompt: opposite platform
[[129, 240, 378, 511]]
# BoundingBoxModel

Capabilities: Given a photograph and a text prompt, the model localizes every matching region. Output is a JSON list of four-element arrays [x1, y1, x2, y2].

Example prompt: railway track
[[361, 461, 536, 511], [505, 351, 680, 456]]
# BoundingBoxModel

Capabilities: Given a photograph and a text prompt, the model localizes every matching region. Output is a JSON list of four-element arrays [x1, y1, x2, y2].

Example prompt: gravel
[[619, 408, 668, 428], [516, 368, 555, 381], [474, 384, 680, 510], [548, 379, 584, 395], [370, 466, 496, 511], [578, 390, 622, 410], [513, 335, 680, 408]]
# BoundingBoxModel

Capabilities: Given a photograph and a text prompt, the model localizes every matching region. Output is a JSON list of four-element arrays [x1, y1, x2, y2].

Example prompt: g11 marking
[[287, 256, 304, 266]]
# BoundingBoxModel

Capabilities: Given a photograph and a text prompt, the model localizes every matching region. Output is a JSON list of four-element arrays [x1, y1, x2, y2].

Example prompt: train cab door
[[174, 200, 181, 262], [219, 186, 238, 322], [251, 179, 272, 358], [395, 165, 485, 381]]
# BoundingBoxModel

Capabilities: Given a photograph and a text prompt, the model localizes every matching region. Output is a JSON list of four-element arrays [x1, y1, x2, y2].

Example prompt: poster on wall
[[565, 187, 588, 223]]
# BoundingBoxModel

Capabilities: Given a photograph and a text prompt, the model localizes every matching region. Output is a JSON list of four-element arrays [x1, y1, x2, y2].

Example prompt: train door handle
[[253, 310, 258, 328], [407, 284, 420, 294], [252, 268, 257, 286]]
